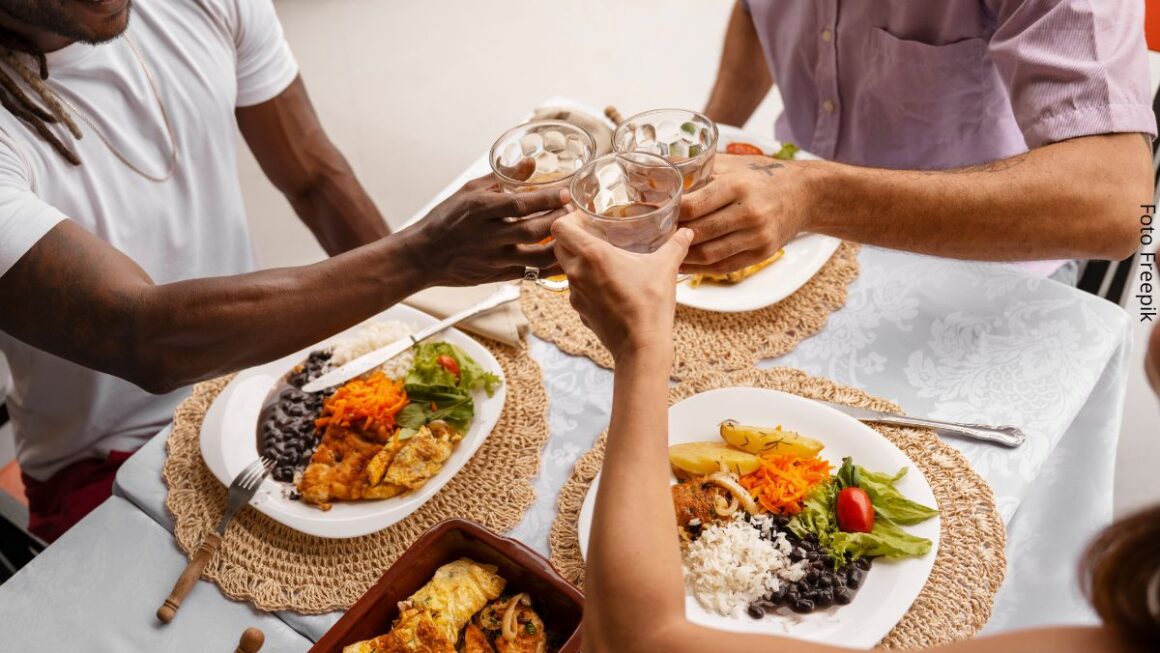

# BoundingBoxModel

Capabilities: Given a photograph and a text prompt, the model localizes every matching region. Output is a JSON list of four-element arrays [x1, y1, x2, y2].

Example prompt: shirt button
[[821, 28, 833, 42], [823, 99, 835, 113]]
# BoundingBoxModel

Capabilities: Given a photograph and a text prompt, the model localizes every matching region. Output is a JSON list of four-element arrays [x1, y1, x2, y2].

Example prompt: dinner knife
[[818, 400, 1026, 448], [301, 283, 521, 393]]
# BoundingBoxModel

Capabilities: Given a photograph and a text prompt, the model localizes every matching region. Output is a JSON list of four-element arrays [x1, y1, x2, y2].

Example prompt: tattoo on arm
[[748, 162, 784, 176]]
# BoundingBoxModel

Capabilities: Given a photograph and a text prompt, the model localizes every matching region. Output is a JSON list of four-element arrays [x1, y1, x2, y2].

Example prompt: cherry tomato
[[725, 142, 764, 156], [836, 487, 875, 533], [436, 355, 460, 377]]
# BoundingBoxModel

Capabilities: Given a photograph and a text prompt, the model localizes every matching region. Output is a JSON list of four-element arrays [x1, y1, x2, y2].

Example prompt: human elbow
[[1083, 170, 1150, 261], [123, 351, 187, 395]]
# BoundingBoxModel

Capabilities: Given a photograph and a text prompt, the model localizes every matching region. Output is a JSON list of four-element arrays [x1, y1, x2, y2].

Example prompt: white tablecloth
[[0, 104, 1132, 650]]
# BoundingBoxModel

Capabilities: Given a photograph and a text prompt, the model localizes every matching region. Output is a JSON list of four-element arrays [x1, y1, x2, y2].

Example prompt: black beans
[[846, 567, 865, 589], [791, 598, 815, 613], [747, 604, 765, 619], [260, 350, 330, 482]]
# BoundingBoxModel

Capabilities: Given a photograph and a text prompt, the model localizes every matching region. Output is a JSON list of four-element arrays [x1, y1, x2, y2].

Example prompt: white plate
[[577, 387, 939, 649], [676, 126, 842, 313], [198, 304, 506, 539]]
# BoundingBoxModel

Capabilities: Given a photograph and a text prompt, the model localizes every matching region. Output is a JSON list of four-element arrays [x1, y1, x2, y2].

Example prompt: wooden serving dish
[[309, 518, 584, 653]]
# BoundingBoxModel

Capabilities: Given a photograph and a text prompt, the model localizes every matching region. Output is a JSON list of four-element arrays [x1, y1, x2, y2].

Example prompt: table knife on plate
[[156, 457, 273, 624], [301, 283, 521, 393], [818, 400, 1026, 448]]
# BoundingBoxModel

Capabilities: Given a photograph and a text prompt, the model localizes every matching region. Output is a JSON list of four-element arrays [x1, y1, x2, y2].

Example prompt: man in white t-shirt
[[0, 0, 565, 541]]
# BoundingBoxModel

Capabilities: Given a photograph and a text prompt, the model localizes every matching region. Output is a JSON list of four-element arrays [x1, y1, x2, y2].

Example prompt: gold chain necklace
[[53, 34, 178, 182]]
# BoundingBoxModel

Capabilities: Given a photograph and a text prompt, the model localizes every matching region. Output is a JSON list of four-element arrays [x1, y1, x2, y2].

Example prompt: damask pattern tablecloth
[[506, 246, 1129, 637]]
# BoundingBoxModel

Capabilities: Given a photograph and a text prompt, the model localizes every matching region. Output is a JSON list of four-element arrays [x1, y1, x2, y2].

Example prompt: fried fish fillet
[[689, 248, 785, 287], [299, 420, 458, 510], [384, 427, 453, 490]]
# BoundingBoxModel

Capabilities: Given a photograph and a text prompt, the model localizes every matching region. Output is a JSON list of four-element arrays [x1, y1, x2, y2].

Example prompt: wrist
[[614, 339, 674, 370], [380, 234, 435, 296], [795, 160, 839, 234], [393, 228, 443, 290]]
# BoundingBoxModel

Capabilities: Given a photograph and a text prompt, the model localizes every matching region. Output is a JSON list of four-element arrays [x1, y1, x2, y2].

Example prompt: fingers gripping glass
[[489, 120, 596, 292]]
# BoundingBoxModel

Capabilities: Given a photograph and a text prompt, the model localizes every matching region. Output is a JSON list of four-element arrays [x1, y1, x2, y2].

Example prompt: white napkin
[[403, 283, 527, 347]]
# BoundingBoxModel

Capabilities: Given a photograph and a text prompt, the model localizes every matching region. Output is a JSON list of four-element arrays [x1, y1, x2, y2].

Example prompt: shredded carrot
[[739, 454, 832, 515], [315, 371, 408, 440]]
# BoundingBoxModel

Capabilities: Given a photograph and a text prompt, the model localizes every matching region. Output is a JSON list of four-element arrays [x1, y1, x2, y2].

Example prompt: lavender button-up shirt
[[743, 0, 1157, 170]]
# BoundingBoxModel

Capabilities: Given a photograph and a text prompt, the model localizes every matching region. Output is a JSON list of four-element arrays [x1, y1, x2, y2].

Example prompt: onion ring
[[707, 472, 759, 515]]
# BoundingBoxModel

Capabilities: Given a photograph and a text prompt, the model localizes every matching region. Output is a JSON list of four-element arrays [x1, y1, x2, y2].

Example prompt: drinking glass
[[613, 108, 718, 192], [489, 120, 596, 292], [569, 152, 684, 254]]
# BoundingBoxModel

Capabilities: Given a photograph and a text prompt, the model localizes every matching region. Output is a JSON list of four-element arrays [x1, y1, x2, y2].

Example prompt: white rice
[[682, 515, 807, 618], [329, 320, 416, 379]]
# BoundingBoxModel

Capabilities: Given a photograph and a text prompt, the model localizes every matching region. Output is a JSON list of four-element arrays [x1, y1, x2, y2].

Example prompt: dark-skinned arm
[[703, 1, 773, 128], [237, 76, 390, 255], [0, 178, 563, 394], [680, 134, 1151, 275]]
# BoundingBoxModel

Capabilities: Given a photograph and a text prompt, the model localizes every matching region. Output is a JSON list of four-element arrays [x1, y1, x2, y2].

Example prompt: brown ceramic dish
[[309, 518, 584, 653]]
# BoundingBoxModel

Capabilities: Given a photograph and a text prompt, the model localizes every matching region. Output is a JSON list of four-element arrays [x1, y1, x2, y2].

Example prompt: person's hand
[[679, 153, 812, 275], [551, 213, 694, 362], [397, 174, 568, 286]]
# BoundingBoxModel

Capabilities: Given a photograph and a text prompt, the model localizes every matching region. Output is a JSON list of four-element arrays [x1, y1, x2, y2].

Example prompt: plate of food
[[675, 125, 842, 313], [576, 387, 940, 649], [198, 304, 506, 538]]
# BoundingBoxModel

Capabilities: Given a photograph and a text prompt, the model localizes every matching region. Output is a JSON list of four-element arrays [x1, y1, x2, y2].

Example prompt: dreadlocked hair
[[0, 29, 82, 165]]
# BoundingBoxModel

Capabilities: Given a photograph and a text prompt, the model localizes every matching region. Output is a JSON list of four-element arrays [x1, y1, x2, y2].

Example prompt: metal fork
[[157, 456, 274, 624]]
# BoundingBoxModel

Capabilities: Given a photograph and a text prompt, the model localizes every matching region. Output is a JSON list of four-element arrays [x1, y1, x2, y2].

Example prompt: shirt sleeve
[[986, 0, 1157, 148], [0, 134, 66, 279], [229, 0, 299, 107]]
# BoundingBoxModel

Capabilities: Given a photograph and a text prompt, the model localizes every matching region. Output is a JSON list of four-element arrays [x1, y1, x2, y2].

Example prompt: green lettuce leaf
[[772, 142, 800, 160], [857, 467, 939, 525], [401, 342, 501, 432], [406, 342, 501, 396], [788, 456, 937, 566]]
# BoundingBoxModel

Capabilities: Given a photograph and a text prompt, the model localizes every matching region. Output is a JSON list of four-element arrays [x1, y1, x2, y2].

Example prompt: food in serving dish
[[669, 419, 938, 620], [343, 558, 548, 653], [257, 321, 502, 511]]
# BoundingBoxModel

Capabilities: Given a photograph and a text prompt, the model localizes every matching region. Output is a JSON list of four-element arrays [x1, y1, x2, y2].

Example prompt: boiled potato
[[669, 442, 760, 477], [719, 419, 824, 458]]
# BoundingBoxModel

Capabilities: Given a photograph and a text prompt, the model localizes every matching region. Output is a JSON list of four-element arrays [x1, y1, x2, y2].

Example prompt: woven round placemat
[[548, 367, 1006, 649], [163, 340, 549, 614], [522, 241, 860, 379]]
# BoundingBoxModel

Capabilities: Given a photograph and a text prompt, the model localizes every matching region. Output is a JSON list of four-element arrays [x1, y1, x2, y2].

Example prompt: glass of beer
[[490, 120, 596, 292], [569, 152, 684, 253], [613, 108, 718, 192]]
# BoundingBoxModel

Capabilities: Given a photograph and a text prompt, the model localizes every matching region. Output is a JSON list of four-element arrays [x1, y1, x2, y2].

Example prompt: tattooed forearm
[[748, 162, 784, 176]]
